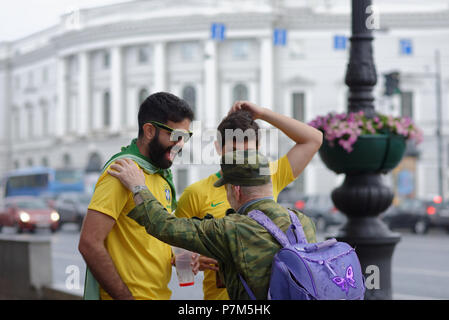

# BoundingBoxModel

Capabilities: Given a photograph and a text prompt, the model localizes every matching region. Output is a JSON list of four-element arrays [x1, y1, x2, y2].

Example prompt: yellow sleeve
[[87, 165, 132, 220], [270, 154, 296, 200], [174, 184, 202, 219]]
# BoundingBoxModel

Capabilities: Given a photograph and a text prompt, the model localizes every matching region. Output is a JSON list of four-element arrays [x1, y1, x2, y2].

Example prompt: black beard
[[147, 130, 173, 169]]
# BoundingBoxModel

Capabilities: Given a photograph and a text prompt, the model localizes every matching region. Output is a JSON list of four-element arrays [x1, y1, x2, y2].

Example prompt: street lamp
[[331, 0, 401, 299]]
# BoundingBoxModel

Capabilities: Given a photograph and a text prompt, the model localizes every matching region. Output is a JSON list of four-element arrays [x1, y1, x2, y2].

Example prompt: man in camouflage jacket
[[108, 150, 317, 300]]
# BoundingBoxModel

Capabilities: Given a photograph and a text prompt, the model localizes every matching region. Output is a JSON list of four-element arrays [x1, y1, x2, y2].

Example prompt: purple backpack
[[239, 209, 365, 300]]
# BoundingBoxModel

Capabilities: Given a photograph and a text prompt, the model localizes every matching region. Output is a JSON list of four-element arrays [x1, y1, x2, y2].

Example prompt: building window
[[182, 85, 196, 115], [42, 67, 49, 83], [13, 108, 20, 140], [27, 158, 33, 167], [27, 105, 34, 138], [103, 51, 110, 69], [28, 71, 34, 88], [103, 91, 111, 127], [41, 100, 48, 137], [14, 160, 19, 169], [232, 40, 250, 60], [400, 91, 413, 118], [41, 157, 49, 167], [232, 84, 249, 101], [181, 42, 198, 61], [177, 168, 189, 195], [138, 46, 150, 64], [292, 93, 306, 121], [86, 152, 103, 173], [69, 55, 78, 75], [63, 153, 71, 167], [138, 88, 149, 105], [294, 169, 306, 194]]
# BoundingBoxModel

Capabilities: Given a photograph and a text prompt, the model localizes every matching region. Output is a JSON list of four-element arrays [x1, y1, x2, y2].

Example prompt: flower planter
[[319, 134, 406, 174]]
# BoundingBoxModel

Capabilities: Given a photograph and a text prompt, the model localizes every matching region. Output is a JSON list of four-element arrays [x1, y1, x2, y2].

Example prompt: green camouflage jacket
[[128, 189, 317, 300]]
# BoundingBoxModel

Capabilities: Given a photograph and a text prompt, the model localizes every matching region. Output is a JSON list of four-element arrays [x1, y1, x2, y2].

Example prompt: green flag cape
[[83, 138, 177, 300]]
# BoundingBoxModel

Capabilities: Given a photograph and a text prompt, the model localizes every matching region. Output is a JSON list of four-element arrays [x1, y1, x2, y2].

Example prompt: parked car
[[428, 201, 449, 232], [380, 198, 449, 234], [0, 196, 60, 233], [302, 194, 346, 232], [54, 192, 91, 229], [276, 187, 308, 211]]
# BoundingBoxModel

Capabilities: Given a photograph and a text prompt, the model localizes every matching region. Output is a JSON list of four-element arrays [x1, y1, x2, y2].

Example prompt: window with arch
[[86, 152, 103, 173], [138, 88, 149, 105], [103, 91, 111, 127], [182, 85, 196, 115], [232, 84, 249, 102]]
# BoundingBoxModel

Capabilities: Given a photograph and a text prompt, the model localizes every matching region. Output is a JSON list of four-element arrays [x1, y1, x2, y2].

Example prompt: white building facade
[[0, 0, 448, 199]]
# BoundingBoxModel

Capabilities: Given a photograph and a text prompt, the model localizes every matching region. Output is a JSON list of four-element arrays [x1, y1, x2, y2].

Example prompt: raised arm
[[229, 101, 323, 178]]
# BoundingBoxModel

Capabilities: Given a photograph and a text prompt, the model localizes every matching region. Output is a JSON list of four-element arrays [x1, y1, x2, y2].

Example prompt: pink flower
[[308, 110, 423, 153]]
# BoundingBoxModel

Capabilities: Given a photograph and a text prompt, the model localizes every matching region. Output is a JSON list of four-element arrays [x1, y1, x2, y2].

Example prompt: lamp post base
[[335, 218, 401, 300], [330, 174, 401, 300]]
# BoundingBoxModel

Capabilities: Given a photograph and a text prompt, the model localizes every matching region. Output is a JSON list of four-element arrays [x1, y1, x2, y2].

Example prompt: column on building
[[203, 39, 218, 128], [110, 46, 123, 134], [56, 57, 68, 137], [259, 36, 274, 111], [78, 51, 90, 137], [153, 42, 166, 93]]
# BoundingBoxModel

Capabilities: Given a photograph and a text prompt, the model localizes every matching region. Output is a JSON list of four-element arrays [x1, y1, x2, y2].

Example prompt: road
[[6, 223, 449, 300]]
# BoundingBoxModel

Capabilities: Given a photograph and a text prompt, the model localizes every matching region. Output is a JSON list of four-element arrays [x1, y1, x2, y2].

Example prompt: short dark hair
[[217, 110, 260, 148], [138, 92, 194, 137]]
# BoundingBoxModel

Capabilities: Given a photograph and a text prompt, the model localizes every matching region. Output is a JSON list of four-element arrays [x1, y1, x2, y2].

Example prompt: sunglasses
[[148, 121, 193, 143]]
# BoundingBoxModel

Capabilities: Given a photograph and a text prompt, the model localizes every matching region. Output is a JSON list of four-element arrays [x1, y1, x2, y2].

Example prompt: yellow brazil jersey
[[175, 155, 295, 300], [88, 162, 174, 300]]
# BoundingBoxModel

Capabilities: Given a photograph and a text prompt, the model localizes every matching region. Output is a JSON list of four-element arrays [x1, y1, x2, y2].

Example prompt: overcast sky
[[0, 0, 132, 42]]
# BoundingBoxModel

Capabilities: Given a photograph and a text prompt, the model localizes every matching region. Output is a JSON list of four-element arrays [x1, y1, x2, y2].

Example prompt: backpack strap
[[248, 210, 289, 247], [287, 210, 308, 245], [238, 274, 257, 300]]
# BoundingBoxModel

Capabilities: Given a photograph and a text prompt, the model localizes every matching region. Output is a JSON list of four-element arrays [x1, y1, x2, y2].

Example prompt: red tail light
[[295, 200, 305, 210], [331, 207, 338, 214], [427, 206, 436, 215], [433, 195, 442, 204]]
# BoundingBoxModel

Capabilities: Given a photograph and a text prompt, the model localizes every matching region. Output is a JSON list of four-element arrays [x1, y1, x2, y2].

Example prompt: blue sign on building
[[334, 35, 347, 50], [274, 28, 287, 46], [400, 39, 413, 55], [211, 23, 226, 41]]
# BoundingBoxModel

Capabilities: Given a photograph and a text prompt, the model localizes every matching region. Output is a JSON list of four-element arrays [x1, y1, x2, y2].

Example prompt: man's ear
[[143, 123, 156, 140], [232, 185, 241, 201], [214, 140, 222, 156]]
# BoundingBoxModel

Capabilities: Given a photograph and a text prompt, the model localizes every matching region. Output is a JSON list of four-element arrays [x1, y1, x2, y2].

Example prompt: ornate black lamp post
[[331, 0, 401, 299]]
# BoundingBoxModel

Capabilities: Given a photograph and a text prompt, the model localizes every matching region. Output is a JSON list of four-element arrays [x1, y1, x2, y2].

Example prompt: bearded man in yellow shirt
[[79, 92, 194, 300], [175, 101, 323, 300]]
